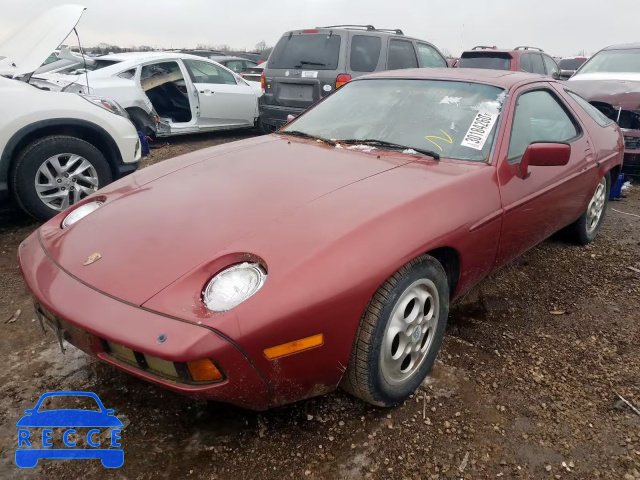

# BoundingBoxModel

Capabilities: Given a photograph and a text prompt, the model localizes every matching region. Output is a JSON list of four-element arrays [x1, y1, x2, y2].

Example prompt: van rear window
[[269, 34, 341, 70], [458, 53, 512, 70]]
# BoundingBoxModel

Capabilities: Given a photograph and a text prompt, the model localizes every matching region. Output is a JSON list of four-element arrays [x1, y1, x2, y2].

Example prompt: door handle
[[200, 89, 213, 95]]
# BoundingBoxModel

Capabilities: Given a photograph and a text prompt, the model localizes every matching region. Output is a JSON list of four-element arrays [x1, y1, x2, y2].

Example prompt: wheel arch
[[424, 246, 461, 300], [2, 119, 123, 193]]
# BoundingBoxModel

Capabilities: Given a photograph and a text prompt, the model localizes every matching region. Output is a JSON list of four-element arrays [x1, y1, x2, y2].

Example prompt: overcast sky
[[0, 0, 638, 57]]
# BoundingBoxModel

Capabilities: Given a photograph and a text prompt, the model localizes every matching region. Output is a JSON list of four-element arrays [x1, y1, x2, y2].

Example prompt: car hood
[[568, 78, 640, 110], [39, 136, 423, 306], [0, 5, 86, 78]]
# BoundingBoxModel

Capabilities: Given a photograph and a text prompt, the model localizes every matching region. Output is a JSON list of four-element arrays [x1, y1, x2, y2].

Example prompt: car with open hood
[[0, 6, 260, 139], [0, 5, 140, 220], [19, 68, 622, 410], [569, 43, 640, 177]]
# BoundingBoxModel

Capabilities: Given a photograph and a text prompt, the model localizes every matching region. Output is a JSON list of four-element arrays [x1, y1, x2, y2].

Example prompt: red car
[[457, 46, 561, 79], [19, 69, 622, 410]]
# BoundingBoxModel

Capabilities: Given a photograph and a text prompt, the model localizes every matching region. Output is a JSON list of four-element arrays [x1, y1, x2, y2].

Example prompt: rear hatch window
[[458, 52, 512, 70], [559, 58, 586, 70], [269, 33, 341, 70]]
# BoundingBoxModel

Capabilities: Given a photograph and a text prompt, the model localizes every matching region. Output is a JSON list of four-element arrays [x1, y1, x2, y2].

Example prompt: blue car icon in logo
[[16, 391, 123, 468]]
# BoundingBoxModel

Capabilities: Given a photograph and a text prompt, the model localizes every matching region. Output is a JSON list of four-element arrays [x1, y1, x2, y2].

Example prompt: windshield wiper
[[336, 139, 440, 160], [280, 130, 336, 147], [294, 60, 327, 67]]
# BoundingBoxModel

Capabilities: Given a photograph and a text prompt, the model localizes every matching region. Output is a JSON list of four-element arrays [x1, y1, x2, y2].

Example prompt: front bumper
[[18, 231, 270, 410]]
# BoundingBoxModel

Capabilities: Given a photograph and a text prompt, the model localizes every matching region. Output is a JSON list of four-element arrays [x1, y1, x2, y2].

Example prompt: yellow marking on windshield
[[425, 130, 453, 152]]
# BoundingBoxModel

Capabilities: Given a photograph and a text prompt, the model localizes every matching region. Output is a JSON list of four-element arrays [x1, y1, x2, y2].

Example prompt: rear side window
[[388, 39, 419, 70], [350, 35, 382, 72], [543, 55, 559, 76], [519, 54, 533, 73], [529, 54, 545, 74], [567, 91, 614, 127], [416, 43, 447, 68], [269, 34, 341, 70], [458, 53, 511, 70]]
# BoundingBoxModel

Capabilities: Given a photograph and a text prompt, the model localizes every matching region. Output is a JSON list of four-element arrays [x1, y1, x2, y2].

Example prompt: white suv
[[0, 5, 140, 220], [0, 77, 141, 220]]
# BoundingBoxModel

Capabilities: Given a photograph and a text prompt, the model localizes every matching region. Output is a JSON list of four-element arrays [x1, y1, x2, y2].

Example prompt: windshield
[[458, 53, 512, 71], [269, 33, 341, 70], [559, 58, 586, 71], [579, 49, 640, 74], [283, 79, 506, 162]]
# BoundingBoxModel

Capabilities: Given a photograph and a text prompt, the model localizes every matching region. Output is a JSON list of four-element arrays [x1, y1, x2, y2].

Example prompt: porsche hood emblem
[[83, 253, 102, 266]]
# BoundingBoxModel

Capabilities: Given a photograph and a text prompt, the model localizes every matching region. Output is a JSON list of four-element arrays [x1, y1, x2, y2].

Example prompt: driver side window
[[508, 89, 579, 162], [183, 60, 237, 85]]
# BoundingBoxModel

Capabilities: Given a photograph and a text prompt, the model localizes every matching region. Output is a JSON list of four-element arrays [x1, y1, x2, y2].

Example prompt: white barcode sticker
[[301, 71, 318, 78], [461, 111, 498, 150]]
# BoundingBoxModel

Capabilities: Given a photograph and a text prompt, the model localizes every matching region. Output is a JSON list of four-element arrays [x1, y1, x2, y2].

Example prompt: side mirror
[[518, 142, 571, 178]]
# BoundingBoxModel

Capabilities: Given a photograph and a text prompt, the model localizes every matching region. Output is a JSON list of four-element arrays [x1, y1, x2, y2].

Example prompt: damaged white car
[[31, 52, 261, 137], [2, 6, 261, 138]]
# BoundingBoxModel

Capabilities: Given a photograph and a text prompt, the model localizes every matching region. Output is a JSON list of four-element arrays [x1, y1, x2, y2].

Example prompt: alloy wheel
[[35, 153, 99, 211], [381, 279, 440, 385]]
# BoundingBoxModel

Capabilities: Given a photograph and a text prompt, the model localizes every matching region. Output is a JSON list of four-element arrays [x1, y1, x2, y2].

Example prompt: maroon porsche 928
[[19, 69, 623, 410]]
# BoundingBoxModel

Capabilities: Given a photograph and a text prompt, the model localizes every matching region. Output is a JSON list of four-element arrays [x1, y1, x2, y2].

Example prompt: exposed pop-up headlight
[[203, 263, 267, 312], [62, 201, 103, 228]]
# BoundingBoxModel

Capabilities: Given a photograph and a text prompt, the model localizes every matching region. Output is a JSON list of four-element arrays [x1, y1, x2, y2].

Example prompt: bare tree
[[255, 40, 268, 53]]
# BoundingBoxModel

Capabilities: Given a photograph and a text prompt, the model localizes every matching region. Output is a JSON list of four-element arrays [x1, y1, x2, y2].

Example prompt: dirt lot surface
[[0, 132, 639, 479]]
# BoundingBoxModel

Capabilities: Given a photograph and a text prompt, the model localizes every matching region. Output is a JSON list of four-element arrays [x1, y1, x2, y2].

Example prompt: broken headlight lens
[[203, 263, 267, 312], [80, 94, 129, 119], [62, 201, 103, 229]]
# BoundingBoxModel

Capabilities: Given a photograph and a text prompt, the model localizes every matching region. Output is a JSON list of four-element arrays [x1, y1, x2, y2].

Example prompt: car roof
[[461, 47, 547, 57], [284, 26, 434, 44], [361, 67, 547, 88], [96, 51, 190, 62], [210, 56, 248, 62], [602, 43, 640, 51]]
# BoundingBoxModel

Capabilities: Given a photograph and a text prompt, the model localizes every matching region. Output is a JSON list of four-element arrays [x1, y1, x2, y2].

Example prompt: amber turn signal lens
[[264, 334, 324, 360], [187, 359, 223, 382]]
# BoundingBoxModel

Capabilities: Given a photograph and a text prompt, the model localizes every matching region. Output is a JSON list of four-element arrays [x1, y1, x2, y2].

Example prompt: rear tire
[[341, 255, 449, 407], [258, 118, 278, 135], [11, 135, 112, 221], [566, 173, 610, 245]]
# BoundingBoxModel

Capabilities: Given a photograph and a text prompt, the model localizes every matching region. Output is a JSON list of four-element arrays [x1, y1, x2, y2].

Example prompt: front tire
[[341, 255, 449, 407], [566, 173, 610, 245], [11, 135, 112, 221]]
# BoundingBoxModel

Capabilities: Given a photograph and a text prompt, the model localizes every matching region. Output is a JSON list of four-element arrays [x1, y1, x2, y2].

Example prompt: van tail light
[[302, 29, 318, 34], [261, 72, 265, 92], [336, 74, 352, 89]]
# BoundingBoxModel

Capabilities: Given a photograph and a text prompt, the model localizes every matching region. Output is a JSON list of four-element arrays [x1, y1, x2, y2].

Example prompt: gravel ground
[[0, 133, 638, 479]]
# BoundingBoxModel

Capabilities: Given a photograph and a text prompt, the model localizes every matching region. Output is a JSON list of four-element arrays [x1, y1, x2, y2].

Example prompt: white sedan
[[32, 52, 261, 138], [1, 6, 260, 138]]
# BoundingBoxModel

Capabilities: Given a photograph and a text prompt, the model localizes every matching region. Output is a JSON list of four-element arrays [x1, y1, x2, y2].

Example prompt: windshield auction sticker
[[461, 111, 498, 150]]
